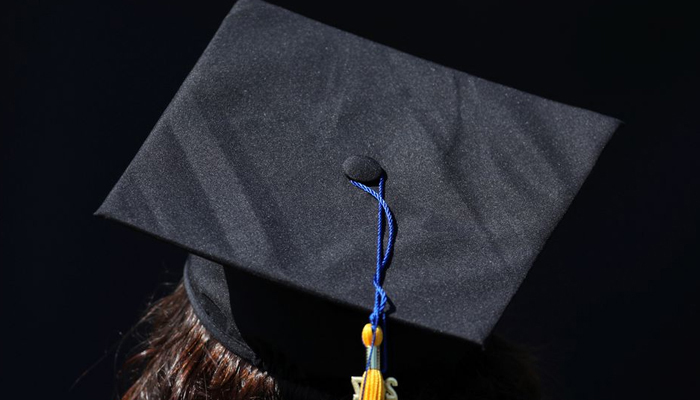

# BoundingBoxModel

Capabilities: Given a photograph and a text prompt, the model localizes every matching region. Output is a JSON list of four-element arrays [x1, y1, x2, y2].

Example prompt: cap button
[[343, 155, 383, 183]]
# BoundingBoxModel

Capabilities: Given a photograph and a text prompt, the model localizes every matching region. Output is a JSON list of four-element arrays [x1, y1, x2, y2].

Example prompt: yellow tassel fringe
[[361, 369, 385, 400], [360, 323, 385, 400]]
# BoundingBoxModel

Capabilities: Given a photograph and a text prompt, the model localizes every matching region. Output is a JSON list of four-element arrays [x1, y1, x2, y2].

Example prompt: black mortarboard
[[96, 0, 620, 394]]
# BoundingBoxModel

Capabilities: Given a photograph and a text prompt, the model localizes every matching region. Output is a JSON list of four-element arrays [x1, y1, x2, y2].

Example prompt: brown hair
[[119, 283, 278, 400], [119, 282, 540, 400]]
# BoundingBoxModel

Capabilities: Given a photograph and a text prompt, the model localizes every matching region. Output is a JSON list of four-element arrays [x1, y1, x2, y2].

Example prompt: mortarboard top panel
[[96, 0, 620, 360]]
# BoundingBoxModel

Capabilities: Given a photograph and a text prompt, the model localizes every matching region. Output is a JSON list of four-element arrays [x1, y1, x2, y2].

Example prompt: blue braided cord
[[350, 176, 396, 376], [378, 180, 389, 375], [349, 178, 396, 327], [376, 178, 384, 321]]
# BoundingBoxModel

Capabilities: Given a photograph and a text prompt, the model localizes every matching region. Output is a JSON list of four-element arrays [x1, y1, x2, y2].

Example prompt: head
[[98, 4, 618, 399], [118, 281, 540, 400]]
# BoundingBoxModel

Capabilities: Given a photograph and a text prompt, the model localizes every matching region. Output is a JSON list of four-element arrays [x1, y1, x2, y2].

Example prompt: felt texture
[[96, 0, 621, 367], [343, 155, 384, 183]]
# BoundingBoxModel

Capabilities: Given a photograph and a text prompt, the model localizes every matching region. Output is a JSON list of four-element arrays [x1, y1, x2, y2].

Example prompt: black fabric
[[96, 0, 621, 366], [342, 155, 384, 183], [184, 253, 480, 382], [183, 254, 259, 363]]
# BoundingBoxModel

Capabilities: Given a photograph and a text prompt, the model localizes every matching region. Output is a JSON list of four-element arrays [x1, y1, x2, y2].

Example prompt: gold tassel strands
[[361, 369, 386, 400], [361, 324, 385, 400], [351, 324, 398, 400]]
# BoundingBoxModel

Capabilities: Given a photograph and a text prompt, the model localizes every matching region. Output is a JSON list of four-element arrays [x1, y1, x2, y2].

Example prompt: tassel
[[361, 370, 385, 400], [360, 323, 385, 400], [347, 176, 398, 400]]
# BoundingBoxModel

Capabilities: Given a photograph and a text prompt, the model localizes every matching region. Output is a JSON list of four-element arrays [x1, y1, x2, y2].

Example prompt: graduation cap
[[96, 0, 621, 398]]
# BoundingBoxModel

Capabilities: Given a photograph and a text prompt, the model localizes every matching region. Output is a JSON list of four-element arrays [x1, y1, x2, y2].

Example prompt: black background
[[3, 1, 699, 399]]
